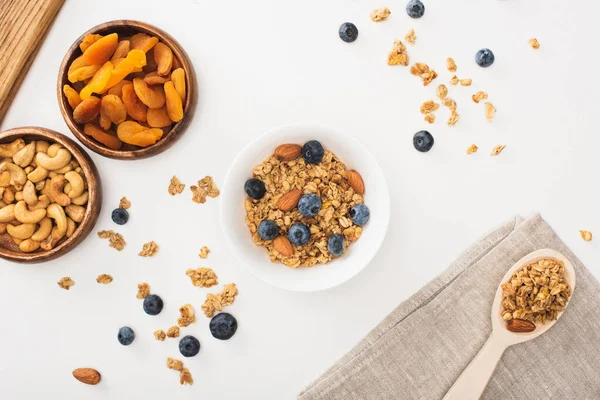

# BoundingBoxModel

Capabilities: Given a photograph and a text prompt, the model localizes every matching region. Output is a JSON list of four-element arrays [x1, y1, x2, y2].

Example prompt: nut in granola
[[490, 145, 506, 156], [466, 144, 478, 155]]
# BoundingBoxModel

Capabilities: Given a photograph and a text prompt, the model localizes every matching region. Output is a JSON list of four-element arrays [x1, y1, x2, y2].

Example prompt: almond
[[73, 368, 101, 385], [274, 144, 302, 161], [346, 170, 365, 195], [273, 236, 294, 256], [276, 189, 302, 211], [506, 319, 536, 333]]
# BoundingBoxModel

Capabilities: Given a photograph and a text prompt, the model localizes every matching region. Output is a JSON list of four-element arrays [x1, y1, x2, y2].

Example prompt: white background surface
[[0, 0, 598, 399]]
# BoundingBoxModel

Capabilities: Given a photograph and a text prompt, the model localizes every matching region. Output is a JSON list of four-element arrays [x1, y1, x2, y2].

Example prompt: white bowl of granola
[[220, 123, 390, 292]]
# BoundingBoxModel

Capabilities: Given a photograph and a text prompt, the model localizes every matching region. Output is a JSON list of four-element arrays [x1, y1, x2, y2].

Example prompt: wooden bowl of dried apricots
[[57, 21, 197, 159]]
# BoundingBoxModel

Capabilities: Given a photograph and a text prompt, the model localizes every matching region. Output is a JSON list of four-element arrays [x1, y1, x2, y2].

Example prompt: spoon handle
[[442, 333, 507, 400]]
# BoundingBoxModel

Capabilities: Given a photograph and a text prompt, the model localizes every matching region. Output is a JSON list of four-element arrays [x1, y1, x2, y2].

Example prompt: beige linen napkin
[[299, 214, 600, 400]]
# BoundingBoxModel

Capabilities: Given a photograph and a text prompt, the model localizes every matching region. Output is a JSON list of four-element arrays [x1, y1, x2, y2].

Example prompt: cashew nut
[[72, 191, 88, 206], [24, 166, 33, 174], [12, 141, 36, 167], [27, 166, 48, 183], [6, 223, 36, 239], [64, 183, 71, 193], [0, 139, 25, 157], [0, 204, 15, 222], [47, 203, 67, 236], [54, 164, 73, 174], [14, 201, 46, 223], [65, 204, 85, 223], [64, 171, 84, 199], [3, 187, 14, 204], [0, 162, 27, 186], [66, 217, 77, 238], [19, 238, 40, 252], [13, 237, 23, 245], [35, 149, 72, 171], [47, 144, 62, 157], [14, 191, 23, 202], [48, 175, 71, 207], [36, 141, 50, 153], [40, 227, 65, 251], [29, 195, 50, 211], [22, 181, 38, 206], [35, 180, 45, 191], [0, 171, 10, 187], [31, 217, 52, 241]]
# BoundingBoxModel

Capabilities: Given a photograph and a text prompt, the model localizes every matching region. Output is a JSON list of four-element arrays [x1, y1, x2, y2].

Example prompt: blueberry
[[210, 313, 238, 340], [179, 335, 200, 357], [258, 220, 279, 241], [475, 48, 495, 67], [339, 22, 358, 43], [288, 223, 311, 246], [244, 178, 266, 200], [413, 130, 434, 152], [143, 294, 164, 316], [302, 140, 324, 164], [118, 326, 135, 346], [406, 0, 425, 18], [328, 233, 345, 257], [349, 204, 370, 226], [112, 208, 129, 225], [298, 194, 322, 217]]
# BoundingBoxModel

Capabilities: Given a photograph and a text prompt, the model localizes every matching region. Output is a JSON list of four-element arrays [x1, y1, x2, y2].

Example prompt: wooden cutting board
[[0, 0, 65, 123]]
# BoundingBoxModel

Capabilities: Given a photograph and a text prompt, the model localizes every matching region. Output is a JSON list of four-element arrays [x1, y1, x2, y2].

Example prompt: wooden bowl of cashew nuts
[[0, 127, 102, 263]]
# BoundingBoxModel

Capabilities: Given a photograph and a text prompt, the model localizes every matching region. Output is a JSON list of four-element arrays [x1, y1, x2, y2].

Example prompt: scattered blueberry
[[349, 204, 370, 226], [413, 130, 434, 153], [406, 0, 425, 18], [258, 220, 279, 241], [179, 335, 201, 357], [118, 326, 135, 346], [328, 233, 345, 257], [210, 313, 238, 340], [339, 22, 359, 43], [475, 48, 495, 68], [302, 140, 324, 164], [244, 178, 266, 200], [288, 223, 311, 246], [111, 208, 129, 225], [143, 294, 164, 316], [298, 194, 322, 217]]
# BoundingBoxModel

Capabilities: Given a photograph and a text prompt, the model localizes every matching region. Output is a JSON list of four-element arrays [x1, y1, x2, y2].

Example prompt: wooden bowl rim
[[57, 20, 197, 160], [0, 126, 102, 263]]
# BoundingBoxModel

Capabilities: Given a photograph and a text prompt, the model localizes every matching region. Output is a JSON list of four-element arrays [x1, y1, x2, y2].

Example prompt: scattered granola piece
[[450, 75, 459, 85], [186, 267, 218, 288], [136, 283, 151, 299], [443, 98, 457, 110], [166, 358, 184, 371], [529, 38, 540, 49], [580, 230, 593, 242], [96, 274, 113, 284], [490, 145, 506, 156], [459, 78, 472, 86], [446, 57, 457, 72], [485, 102, 496, 122], [405, 28, 416, 45], [221, 283, 239, 307], [178, 304, 196, 327], [97, 230, 126, 251], [466, 144, 479, 155], [180, 368, 193, 385], [410, 62, 429, 76], [437, 84, 448, 100], [387, 40, 409, 66], [421, 70, 438, 86], [447, 111, 459, 126], [201, 284, 239, 317], [370, 7, 391, 22], [119, 197, 131, 209], [139, 241, 159, 257], [168, 176, 185, 196], [198, 246, 210, 259], [167, 326, 180, 338], [472, 91, 488, 103], [58, 277, 75, 290], [154, 330, 166, 341], [190, 176, 220, 204], [420, 100, 440, 114], [424, 113, 435, 124]]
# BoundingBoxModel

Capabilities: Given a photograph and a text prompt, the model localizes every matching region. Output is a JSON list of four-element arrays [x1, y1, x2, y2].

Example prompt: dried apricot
[[143, 71, 169, 86], [133, 78, 165, 108], [111, 40, 130, 60], [101, 95, 127, 125], [171, 68, 186, 100], [153, 42, 173, 76], [83, 123, 123, 150], [63, 85, 82, 109], [122, 83, 147, 122], [107, 80, 131, 97], [99, 108, 112, 130], [68, 55, 86, 75], [79, 34, 103, 52], [83, 33, 118, 65], [117, 121, 163, 147], [102, 50, 146, 91], [164, 81, 183, 122], [68, 65, 100, 83], [73, 96, 101, 124], [130, 33, 159, 53], [80, 61, 113, 99], [147, 106, 172, 128]]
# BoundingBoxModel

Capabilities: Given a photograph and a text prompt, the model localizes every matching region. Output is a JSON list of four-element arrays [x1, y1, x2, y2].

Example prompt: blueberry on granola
[[210, 313, 238, 340], [302, 140, 325, 164], [112, 208, 129, 225], [258, 220, 280, 241], [328, 233, 345, 257], [413, 130, 434, 152], [118, 326, 135, 346], [339, 22, 359, 43], [475, 48, 495, 67], [288, 223, 311, 246], [143, 294, 164, 315], [349, 204, 370, 226], [406, 0, 425, 18], [298, 194, 322, 217], [179, 335, 201, 357], [244, 178, 266, 200]]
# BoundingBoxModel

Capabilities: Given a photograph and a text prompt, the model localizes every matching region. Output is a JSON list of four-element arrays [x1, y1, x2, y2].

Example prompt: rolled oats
[[168, 176, 185, 196], [178, 304, 196, 327], [420, 100, 440, 114], [443, 98, 457, 111], [166, 326, 180, 338], [450, 75, 459, 86], [154, 330, 166, 341], [186, 267, 218, 288], [180, 368, 193, 385], [424, 113, 435, 124], [119, 197, 131, 209], [96, 274, 113, 284], [446, 57, 457, 72], [405, 28, 416, 45], [436, 84, 448, 100], [98, 230, 126, 251], [459, 78, 472, 86], [190, 176, 220, 204], [466, 144, 479, 155], [201, 283, 238, 317], [198, 246, 210, 259], [136, 282, 151, 299], [387, 40, 409, 66], [58, 277, 75, 290], [485, 102, 496, 122], [580, 230, 593, 242], [490, 145, 506, 156], [410, 63, 437, 86], [529, 38, 540, 49], [447, 111, 459, 126], [472, 91, 488, 103], [370, 7, 391, 22], [139, 241, 159, 257]]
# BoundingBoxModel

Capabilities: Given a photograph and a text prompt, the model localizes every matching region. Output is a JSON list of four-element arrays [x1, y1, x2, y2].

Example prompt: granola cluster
[[139, 241, 159, 257], [201, 283, 238, 317], [97, 230, 126, 251], [186, 267, 218, 288], [166, 358, 193, 385], [191, 176, 220, 204], [178, 304, 196, 327]]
